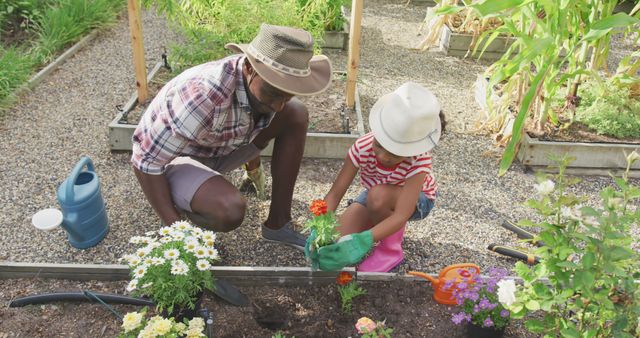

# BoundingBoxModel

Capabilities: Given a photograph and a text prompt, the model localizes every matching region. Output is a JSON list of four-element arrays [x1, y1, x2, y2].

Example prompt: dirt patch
[[527, 121, 640, 145], [124, 69, 357, 134], [0, 18, 35, 47], [1, 278, 537, 337]]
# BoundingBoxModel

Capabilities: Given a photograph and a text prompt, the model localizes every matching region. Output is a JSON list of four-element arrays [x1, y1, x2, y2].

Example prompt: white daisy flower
[[205, 239, 215, 248], [192, 227, 204, 238], [133, 265, 148, 279], [126, 279, 138, 292], [159, 236, 172, 244], [135, 247, 151, 258], [163, 249, 180, 260], [143, 257, 154, 266], [172, 220, 192, 231], [194, 246, 208, 258], [170, 230, 185, 241], [151, 257, 166, 266], [207, 248, 219, 260], [158, 226, 173, 236], [146, 242, 160, 250], [534, 180, 555, 196], [202, 231, 216, 242], [127, 256, 141, 267], [184, 241, 197, 253], [196, 259, 211, 271], [170, 260, 189, 275]]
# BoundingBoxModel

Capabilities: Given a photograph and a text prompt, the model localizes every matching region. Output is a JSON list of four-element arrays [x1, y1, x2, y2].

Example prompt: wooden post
[[346, 0, 363, 108], [127, 0, 148, 102]]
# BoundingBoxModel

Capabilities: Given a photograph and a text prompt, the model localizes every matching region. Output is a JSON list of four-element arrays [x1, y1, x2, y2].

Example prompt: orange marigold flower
[[310, 199, 328, 216], [336, 271, 353, 286]]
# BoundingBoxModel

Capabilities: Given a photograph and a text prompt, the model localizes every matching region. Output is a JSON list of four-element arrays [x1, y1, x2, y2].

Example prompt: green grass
[[0, 0, 124, 111]]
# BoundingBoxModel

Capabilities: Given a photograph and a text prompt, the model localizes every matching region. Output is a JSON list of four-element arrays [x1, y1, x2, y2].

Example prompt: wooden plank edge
[[27, 30, 99, 90]]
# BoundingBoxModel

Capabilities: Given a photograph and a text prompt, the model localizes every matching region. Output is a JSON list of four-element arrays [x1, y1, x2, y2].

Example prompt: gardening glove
[[242, 163, 267, 200], [304, 230, 320, 270], [317, 230, 374, 271]]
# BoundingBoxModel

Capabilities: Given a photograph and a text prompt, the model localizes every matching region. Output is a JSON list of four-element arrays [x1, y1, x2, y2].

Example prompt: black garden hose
[[9, 291, 154, 308]]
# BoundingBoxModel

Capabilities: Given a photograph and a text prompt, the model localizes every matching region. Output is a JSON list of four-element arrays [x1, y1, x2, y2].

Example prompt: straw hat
[[369, 82, 441, 156], [225, 24, 332, 96]]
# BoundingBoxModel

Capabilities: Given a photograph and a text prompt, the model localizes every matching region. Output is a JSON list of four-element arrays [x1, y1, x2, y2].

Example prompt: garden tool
[[487, 219, 542, 265], [212, 278, 250, 307], [408, 263, 481, 305], [241, 163, 267, 200], [32, 156, 109, 249], [357, 225, 405, 272]]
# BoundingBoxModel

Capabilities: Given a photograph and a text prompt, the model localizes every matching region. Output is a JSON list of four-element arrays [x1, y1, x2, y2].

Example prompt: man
[[131, 24, 332, 250]]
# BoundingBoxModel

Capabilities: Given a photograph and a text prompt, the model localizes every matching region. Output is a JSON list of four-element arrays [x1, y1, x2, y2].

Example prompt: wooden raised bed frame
[[108, 63, 365, 159], [517, 133, 640, 177]]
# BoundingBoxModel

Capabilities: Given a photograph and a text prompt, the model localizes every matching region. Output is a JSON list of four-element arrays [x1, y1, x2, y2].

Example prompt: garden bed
[[109, 64, 363, 159], [0, 263, 535, 337], [439, 25, 514, 61]]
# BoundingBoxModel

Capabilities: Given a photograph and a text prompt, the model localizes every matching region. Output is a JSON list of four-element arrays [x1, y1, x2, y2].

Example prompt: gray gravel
[[0, 0, 637, 274]]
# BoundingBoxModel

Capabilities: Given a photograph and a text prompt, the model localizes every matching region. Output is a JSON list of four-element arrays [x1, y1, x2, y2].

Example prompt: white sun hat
[[369, 82, 441, 157]]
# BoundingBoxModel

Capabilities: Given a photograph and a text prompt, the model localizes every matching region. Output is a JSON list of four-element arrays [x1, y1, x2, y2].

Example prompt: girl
[[305, 82, 445, 272]]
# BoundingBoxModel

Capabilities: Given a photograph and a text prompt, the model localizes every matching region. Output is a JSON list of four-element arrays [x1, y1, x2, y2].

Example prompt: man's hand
[[316, 230, 374, 271]]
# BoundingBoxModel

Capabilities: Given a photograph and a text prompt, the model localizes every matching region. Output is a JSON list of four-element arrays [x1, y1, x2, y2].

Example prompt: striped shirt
[[131, 55, 275, 174], [348, 132, 437, 200]]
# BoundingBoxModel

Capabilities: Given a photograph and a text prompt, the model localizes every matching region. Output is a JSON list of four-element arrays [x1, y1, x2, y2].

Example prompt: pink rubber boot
[[357, 225, 406, 272]]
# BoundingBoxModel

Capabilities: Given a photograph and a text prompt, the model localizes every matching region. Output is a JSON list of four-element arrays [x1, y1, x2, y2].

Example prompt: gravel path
[[0, 1, 637, 274]]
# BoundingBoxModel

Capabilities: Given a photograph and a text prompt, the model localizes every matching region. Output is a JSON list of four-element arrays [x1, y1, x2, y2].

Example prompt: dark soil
[[0, 18, 34, 47], [125, 69, 357, 135], [528, 121, 640, 145], [0, 278, 538, 337]]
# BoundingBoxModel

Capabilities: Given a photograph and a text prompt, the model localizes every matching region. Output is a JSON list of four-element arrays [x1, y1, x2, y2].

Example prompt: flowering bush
[[336, 271, 366, 313], [507, 153, 640, 337], [355, 317, 393, 338], [304, 199, 340, 249], [447, 267, 513, 330], [117, 308, 206, 338], [122, 220, 219, 313]]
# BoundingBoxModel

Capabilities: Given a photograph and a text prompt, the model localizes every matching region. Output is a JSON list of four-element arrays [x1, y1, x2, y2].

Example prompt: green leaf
[[526, 299, 540, 311], [583, 13, 640, 41], [609, 246, 633, 261], [434, 5, 464, 15], [525, 319, 546, 333], [560, 327, 580, 338], [470, 0, 527, 17], [573, 270, 595, 290], [581, 252, 595, 268]]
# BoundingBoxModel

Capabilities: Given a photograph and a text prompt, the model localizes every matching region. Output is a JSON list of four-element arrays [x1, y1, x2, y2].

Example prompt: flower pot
[[162, 292, 204, 323], [466, 323, 505, 338]]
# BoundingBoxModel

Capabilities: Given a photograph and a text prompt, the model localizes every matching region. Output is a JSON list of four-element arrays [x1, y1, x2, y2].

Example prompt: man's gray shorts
[[164, 143, 260, 212]]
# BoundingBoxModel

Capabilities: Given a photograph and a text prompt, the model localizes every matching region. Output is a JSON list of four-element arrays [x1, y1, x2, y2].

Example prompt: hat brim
[[225, 43, 332, 96], [369, 93, 441, 157]]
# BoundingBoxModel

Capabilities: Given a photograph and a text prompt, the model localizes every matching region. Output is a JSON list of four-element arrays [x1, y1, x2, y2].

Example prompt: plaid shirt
[[131, 55, 274, 174]]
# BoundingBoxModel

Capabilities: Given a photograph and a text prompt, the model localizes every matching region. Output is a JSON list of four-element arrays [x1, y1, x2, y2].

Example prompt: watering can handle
[[65, 156, 95, 202]]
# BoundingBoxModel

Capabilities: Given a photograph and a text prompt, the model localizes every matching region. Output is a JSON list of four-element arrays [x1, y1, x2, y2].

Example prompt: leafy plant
[[355, 317, 393, 338], [272, 332, 296, 338], [123, 221, 218, 313], [336, 272, 366, 313], [117, 308, 206, 338], [465, 0, 640, 175], [304, 199, 340, 249], [447, 267, 513, 330], [507, 153, 640, 337]]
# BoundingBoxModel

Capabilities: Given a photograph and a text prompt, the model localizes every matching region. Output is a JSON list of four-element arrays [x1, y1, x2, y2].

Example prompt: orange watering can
[[408, 263, 481, 305]]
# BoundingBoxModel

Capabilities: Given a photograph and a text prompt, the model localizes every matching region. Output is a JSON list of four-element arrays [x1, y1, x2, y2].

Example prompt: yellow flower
[[175, 322, 187, 334], [189, 317, 205, 331], [151, 318, 173, 335], [186, 327, 205, 338], [121, 311, 143, 332]]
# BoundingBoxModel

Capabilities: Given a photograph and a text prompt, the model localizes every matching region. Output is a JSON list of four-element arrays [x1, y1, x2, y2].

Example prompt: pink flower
[[355, 317, 377, 334]]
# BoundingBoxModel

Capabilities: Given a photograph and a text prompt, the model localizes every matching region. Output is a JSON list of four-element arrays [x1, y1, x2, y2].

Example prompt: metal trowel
[[211, 278, 249, 307]]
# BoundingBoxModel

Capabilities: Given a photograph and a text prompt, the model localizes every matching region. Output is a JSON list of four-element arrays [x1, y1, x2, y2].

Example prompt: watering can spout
[[407, 271, 438, 284]]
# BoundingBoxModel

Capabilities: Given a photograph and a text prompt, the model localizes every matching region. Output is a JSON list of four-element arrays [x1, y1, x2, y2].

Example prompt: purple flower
[[500, 309, 510, 318], [479, 298, 490, 309], [473, 305, 480, 313], [457, 282, 468, 291], [483, 318, 494, 327], [443, 279, 455, 290], [452, 312, 468, 325], [487, 303, 497, 310]]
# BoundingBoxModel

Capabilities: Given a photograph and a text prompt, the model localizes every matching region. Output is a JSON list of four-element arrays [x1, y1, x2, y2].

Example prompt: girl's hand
[[316, 230, 374, 271]]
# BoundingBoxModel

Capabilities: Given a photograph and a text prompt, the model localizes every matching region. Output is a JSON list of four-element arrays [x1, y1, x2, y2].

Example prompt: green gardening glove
[[317, 230, 374, 271], [304, 230, 320, 270]]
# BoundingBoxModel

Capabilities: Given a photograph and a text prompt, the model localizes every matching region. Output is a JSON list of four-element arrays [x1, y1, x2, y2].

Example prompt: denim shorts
[[349, 189, 435, 221]]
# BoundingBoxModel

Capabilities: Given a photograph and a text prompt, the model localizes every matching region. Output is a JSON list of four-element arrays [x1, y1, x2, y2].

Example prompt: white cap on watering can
[[32, 208, 63, 232]]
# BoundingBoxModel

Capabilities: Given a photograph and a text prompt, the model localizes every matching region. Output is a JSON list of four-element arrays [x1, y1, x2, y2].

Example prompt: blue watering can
[[54, 156, 109, 249]]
